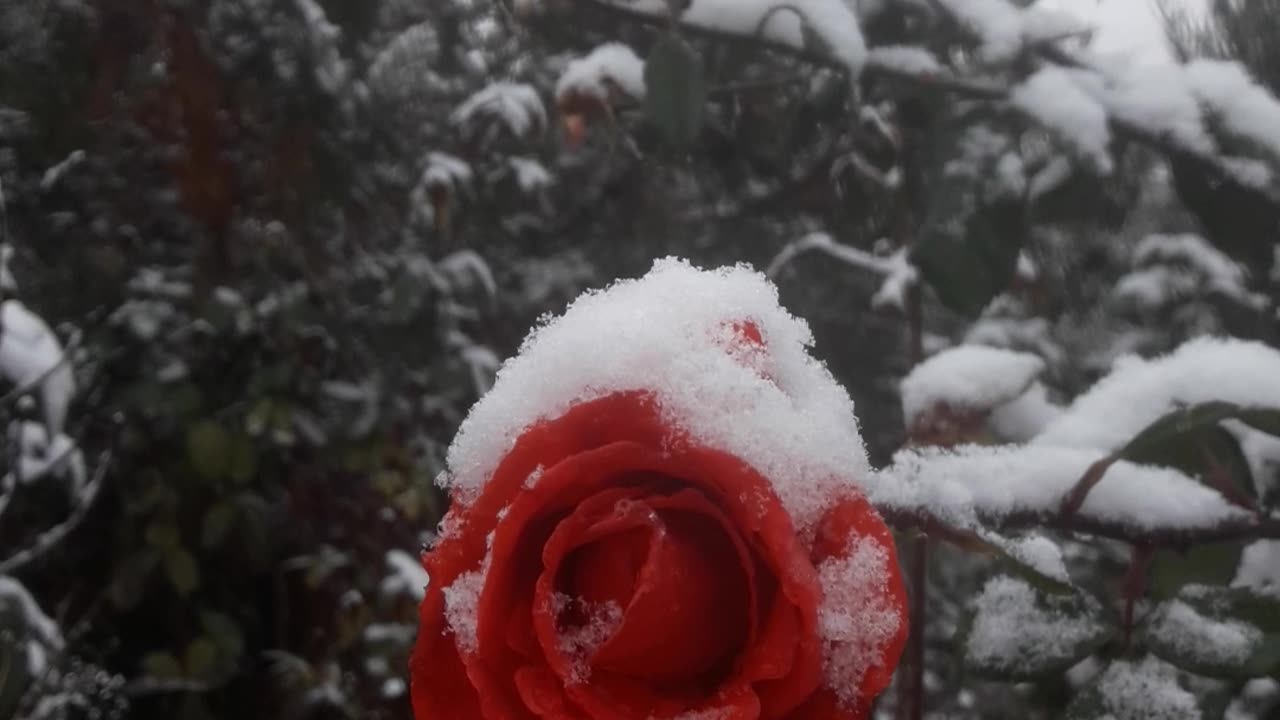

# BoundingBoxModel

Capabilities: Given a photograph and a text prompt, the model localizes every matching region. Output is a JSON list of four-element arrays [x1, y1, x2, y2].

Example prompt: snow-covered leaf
[[1145, 585, 1280, 679], [958, 575, 1111, 680]]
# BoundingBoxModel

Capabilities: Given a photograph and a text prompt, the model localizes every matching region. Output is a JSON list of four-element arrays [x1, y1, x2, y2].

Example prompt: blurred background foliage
[[0, 0, 1278, 718]]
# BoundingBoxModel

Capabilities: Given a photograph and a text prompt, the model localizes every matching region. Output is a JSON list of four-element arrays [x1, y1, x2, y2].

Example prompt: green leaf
[[200, 611, 245, 661], [227, 434, 257, 484], [142, 651, 184, 679], [1148, 541, 1244, 599], [201, 502, 237, 549], [644, 34, 707, 147], [187, 421, 231, 481], [110, 548, 160, 609], [912, 191, 1025, 317], [184, 637, 219, 679], [144, 521, 181, 550], [1145, 585, 1280, 678], [957, 575, 1113, 681], [163, 548, 200, 595]]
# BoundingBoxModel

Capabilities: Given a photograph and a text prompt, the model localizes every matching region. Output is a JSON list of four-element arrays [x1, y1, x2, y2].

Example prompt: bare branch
[[0, 450, 111, 574]]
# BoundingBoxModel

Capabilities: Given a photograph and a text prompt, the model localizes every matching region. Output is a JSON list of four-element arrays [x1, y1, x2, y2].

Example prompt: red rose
[[411, 387, 908, 719]]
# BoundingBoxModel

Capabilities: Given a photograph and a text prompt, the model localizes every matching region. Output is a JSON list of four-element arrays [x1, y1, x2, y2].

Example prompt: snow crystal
[[874, 444, 1249, 532], [382, 549, 430, 601], [442, 566, 486, 653], [1034, 337, 1280, 452], [817, 537, 902, 707], [451, 82, 546, 138], [1148, 598, 1261, 666], [443, 258, 873, 532], [1010, 67, 1113, 173], [602, 0, 867, 75], [965, 576, 1102, 673], [867, 45, 941, 75], [1093, 657, 1200, 720], [555, 43, 645, 102], [553, 594, 623, 684], [1184, 59, 1280, 163], [899, 345, 1045, 425]]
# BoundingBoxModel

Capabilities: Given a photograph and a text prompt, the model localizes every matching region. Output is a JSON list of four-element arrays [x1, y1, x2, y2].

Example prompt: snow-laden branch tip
[[899, 344, 1045, 425], [451, 82, 547, 139], [767, 233, 918, 311], [556, 43, 646, 104], [0, 300, 77, 437]]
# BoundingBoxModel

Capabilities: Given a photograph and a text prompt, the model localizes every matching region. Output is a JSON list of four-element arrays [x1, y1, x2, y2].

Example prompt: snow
[[442, 258, 873, 533], [1074, 62, 1215, 157], [867, 45, 941, 75], [451, 82, 546, 138], [442, 565, 486, 653], [552, 594, 623, 684], [1128, 233, 1255, 305], [938, 0, 1023, 62], [965, 576, 1103, 673], [421, 152, 473, 194], [899, 345, 1045, 425], [555, 43, 645, 102], [0, 299, 75, 436], [816, 536, 902, 707], [767, 233, 917, 312], [382, 549, 430, 600], [874, 444, 1249, 532], [1184, 59, 1280, 163], [1235, 541, 1280, 594], [1010, 67, 1113, 173], [1092, 657, 1200, 720], [1147, 597, 1261, 666], [987, 383, 1063, 444], [994, 533, 1069, 583], [1033, 337, 1280, 452], [508, 157, 553, 193], [13, 420, 85, 491], [601, 0, 867, 75]]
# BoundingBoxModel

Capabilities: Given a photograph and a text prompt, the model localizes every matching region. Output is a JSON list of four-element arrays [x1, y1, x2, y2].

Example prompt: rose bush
[[410, 385, 909, 719]]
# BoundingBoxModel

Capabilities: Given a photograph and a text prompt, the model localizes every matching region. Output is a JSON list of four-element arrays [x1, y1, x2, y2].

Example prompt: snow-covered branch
[[0, 450, 111, 575]]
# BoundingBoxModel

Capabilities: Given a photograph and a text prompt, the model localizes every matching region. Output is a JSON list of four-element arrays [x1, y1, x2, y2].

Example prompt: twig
[[0, 450, 111, 574]]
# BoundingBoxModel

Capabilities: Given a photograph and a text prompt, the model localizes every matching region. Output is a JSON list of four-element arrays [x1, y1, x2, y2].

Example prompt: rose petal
[[812, 496, 910, 704], [515, 665, 586, 720], [410, 586, 485, 720], [591, 491, 754, 681]]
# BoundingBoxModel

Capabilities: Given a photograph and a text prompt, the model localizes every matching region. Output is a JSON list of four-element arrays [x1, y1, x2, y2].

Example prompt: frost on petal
[[442, 258, 872, 533], [0, 299, 75, 436], [1034, 337, 1280, 452], [443, 564, 487, 653], [817, 537, 903, 708], [1010, 67, 1113, 173]]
